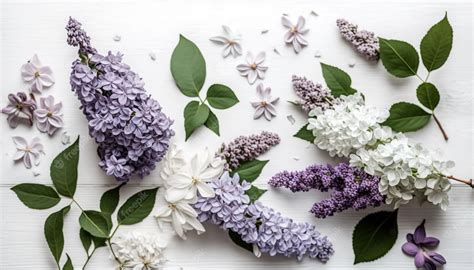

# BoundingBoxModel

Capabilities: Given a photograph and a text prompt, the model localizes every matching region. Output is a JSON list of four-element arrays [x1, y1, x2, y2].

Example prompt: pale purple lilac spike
[[292, 75, 333, 112], [66, 18, 174, 181], [219, 131, 280, 170], [269, 163, 384, 218], [336, 18, 379, 61], [194, 172, 334, 261]]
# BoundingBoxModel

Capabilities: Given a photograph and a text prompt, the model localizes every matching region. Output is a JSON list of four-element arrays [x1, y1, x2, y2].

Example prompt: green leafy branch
[[11, 137, 158, 269], [171, 35, 239, 141], [379, 13, 453, 141]]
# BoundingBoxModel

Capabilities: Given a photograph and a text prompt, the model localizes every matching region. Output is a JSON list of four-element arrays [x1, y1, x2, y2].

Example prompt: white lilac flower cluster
[[155, 145, 225, 239], [307, 93, 454, 209], [112, 231, 168, 269]]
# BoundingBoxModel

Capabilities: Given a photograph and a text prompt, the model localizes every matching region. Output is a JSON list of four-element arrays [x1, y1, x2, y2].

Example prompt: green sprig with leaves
[[11, 137, 158, 269], [379, 13, 453, 141], [170, 35, 239, 141]]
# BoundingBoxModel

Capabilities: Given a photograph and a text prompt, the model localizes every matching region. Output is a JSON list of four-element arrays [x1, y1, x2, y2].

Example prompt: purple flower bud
[[336, 18, 379, 61]]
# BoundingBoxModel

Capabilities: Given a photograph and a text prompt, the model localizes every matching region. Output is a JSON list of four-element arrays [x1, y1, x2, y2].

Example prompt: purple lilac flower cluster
[[292, 75, 333, 113], [66, 17, 174, 181], [269, 163, 384, 218], [194, 172, 334, 261], [218, 131, 280, 170], [336, 18, 379, 61]]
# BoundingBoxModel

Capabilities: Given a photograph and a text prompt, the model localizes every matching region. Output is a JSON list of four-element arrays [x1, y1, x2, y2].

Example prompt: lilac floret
[[194, 172, 334, 261], [269, 163, 384, 218], [66, 18, 174, 181], [336, 18, 379, 61]]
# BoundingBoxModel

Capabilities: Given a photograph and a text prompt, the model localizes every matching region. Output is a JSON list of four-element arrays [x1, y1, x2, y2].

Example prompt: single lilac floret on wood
[[1, 92, 37, 128]]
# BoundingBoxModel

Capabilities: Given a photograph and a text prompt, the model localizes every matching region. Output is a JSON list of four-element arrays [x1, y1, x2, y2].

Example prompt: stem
[[432, 113, 449, 141], [82, 247, 97, 270], [107, 238, 122, 266], [447, 176, 473, 188], [424, 72, 431, 82]]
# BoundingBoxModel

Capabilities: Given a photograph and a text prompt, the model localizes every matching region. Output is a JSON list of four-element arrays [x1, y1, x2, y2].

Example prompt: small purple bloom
[[34, 95, 64, 135], [402, 220, 446, 270], [1, 92, 37, 127]]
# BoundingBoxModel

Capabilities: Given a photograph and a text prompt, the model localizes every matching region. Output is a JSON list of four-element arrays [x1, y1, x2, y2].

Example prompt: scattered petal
[[314, 50, 322, 58], [261, 29, 269, 34], [33, 170, 41, 177], [61, 131, 71, 145], [273, 48, 281, 55], [113, 35, 121, 42], [149, 52, 157, 61], [310, 11, 319, 16], [286, 114, 296, 125], [348, 59, 356, 68]]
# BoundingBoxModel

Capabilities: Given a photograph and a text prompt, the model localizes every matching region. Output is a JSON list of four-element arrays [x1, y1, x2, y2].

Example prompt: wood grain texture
[[0, 0, 472, 269]]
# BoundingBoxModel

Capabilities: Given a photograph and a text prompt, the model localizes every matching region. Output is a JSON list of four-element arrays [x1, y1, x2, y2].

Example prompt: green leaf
[[117, 188, 158, 225], [206, 84, 239, 109], [230, 159, 269, 182], [50, 136, 79, 198], [293, 123, 316, 143], [379, 38, 420, 78], [100, 183, 125, 214], [320, 63, 357, 97], [63, 254, 73, 270], [420, 13, 453, 71], [382, 102, 432, 132], [416, 83, 440, 110], [79, 228, 92, 254], [353, 210, 399, 264], [246, 186, 267, 203], [11, 183, 60, 209], [92, 236, 107, 248], [44, 206, 70, 265], [204, 109, 220, 136], [79, 210, 111, 238], [228, 230, 253, 253], [170, 35, 206, 97], [183, 101, 210, 140]]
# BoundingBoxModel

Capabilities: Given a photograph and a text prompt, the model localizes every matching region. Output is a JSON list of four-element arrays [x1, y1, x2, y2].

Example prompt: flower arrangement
[[66, 18, 174, 181], [156, 132, 334, 262]]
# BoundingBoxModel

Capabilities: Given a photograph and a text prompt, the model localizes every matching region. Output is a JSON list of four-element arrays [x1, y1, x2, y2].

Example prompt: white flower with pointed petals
[[21, 54, 55, 93], [251, 83, 279, 121], [282, 15, 309, 53], [12, 136, 44, 169], [160, 144, 187, 182], [210, 25, 243, 58], [155, 189, 205, 240], [34, 95, 64, 135], [236, 52, 268, 84], [165, 148, 224, 202]]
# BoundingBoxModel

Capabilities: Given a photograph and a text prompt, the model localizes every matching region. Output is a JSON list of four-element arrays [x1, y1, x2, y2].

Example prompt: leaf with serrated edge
[[353, 210, 398, 264], [170, 35, 206, 97], [50, 137, 79, 198], [416, 83, 440, 110], [379, 38, 419, 78], [230, 160, 269, 182], [420, 13, 453, 71], [382, 102, 431, 132], [117, 188, 158, 225], [11, 183, 60, 209]]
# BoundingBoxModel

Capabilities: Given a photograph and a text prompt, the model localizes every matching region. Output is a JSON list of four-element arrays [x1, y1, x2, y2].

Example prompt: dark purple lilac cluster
[[336, 18, 379, 61], [292, 75, 333, 113], [66, 18, 174, 181], [194, 172, 334, 261], [218, 131, 280, 170], [269, 163, 384, 218]]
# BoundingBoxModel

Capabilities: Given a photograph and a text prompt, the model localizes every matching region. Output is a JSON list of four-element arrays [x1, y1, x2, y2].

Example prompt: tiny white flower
[[210, 25, 242, 58], [20, 54, 55, 93], [236, 52, 268, 84], [12, 136, 44, 169], [282, 15, 309, 53], [250, 83, 279, 121]]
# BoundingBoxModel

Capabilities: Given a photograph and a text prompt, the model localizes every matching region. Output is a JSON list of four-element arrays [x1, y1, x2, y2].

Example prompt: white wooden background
[[0, 0, 472, 269]]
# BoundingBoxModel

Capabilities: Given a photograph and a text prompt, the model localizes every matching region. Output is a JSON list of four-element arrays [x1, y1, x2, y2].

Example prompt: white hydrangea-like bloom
[[307, 93, 389, 157], [308, 93, 454, 209], [112, 231, 167, 269]]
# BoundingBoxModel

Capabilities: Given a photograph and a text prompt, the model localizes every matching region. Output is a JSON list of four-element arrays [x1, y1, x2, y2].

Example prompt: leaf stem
[[82, 247, 97, 270], [447, 175, 473, 188], [424, 72, 431, 82], [107, 238, 122, 266], [432, 113, 449, 141]]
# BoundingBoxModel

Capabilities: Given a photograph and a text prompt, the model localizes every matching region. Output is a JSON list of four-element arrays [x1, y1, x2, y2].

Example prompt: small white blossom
[[12, 136, 44, 169], [236, 52, 268, 85], [20, 54, 55, 93], [282, 15, 309, 53], [210, 25, 242, 58], [112, 231, 167, 269], [251, 83, 279, 121]]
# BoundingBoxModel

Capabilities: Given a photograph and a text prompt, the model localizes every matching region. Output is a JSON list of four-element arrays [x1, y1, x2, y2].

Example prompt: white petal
[[254, 52, 266, 64], [245, 52, 254, 64], [284, 31, 295, 43], [293, 39, 302, 53], [197, 182, 215, 198], [222, 25, 234, 37], [254, 106, 265, 119], [30, 54, 41, 67], [13, 150, 25, 161], [155, 205, 172, 218], [12, 136, 28, 149], [23, 152, 33, 168], [222, 44, 232, 57], [247, 70, 258, 84], [281, 16, 293, 28], [209, 36, 229, 44], [296, 16, 306, 30]]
